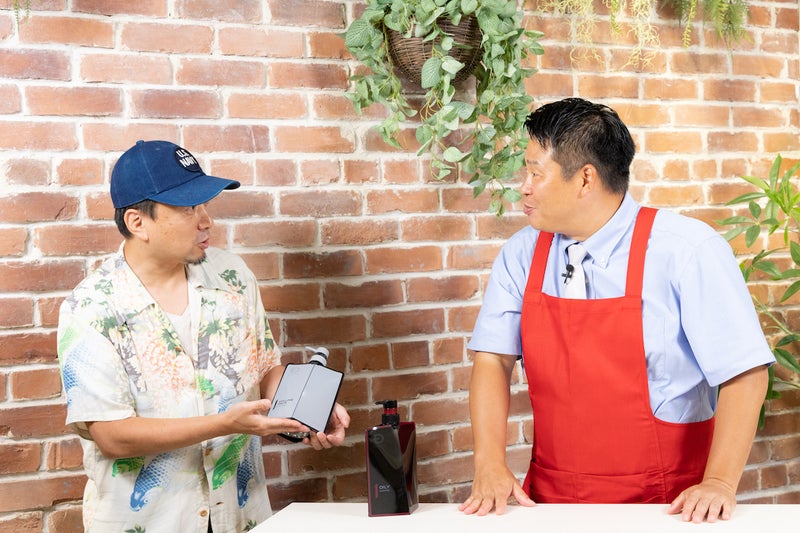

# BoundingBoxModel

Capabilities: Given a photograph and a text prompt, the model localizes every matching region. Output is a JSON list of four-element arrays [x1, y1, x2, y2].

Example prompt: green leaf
[[344, 19, 374, 49], [717, 215, 751, 225], [470, 180, 487, 197], [479, 89, 496, 105], [420, 56, 443, 88], [744, 224, 761, 247], [441, 146, 465, 162], [791, 241, 800, 266], [752, 259, 782, 279], [491, 57, 505, 76], [442, 82, 456, 104], [768, 154, 783, 189], [774, 348, 800, 373], [779, 268, 800, 279], [383, 14, 406, 33], [440, 34, 454, 51], [780, 280, 800, 302], [739, 174, 770, 191], [415, 125, 434, 153], [450, 100, 475, 119], [726, 191, 765, 205], [721, 227, 744, 242], [775, 333, 800, 348], [503, 188, 522, 202], [431, 158, 454, 180], [442, 56, 465, 75], [419, 6, 445, 27], [490, 42, 504, 59], [461, 0, 478, 14]]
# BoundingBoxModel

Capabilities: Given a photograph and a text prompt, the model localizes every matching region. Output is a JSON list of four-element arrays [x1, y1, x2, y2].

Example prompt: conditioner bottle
[[366, 400, 418, 516]]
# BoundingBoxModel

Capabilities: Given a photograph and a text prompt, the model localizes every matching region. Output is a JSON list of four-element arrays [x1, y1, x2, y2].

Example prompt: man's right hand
[[87, 398, 309, 459], [458, 463, 536, 516], [223, 398, 309, 437]]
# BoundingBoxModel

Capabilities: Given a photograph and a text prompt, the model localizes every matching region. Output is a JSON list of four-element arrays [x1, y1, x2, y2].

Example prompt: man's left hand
[[668, 478, 736, 523], [305, 402, 350, 450]]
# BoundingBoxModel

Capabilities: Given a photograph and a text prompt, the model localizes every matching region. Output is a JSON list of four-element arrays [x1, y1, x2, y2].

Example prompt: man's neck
[[123, 241, 189, 315], [563, 193, 625, 242]]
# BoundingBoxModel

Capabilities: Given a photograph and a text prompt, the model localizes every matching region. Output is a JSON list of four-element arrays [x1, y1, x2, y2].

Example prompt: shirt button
[[200, 509, 208, 517]]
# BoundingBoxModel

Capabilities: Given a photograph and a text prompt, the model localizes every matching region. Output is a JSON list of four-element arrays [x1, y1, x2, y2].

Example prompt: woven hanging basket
[[387, 15, 482, 85]]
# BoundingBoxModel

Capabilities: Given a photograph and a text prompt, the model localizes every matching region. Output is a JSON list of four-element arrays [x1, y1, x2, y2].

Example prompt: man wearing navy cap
[[57, 140, 350, 532]]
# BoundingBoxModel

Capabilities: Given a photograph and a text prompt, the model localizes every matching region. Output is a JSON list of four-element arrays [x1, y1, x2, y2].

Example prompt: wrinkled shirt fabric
[[58, 246, 278, 533]]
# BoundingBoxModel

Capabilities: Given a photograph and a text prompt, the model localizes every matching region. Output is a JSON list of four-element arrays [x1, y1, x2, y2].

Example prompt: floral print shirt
[[58, 246, 279, 533]]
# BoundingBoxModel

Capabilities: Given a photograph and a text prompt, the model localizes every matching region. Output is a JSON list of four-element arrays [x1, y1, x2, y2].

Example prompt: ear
[[123, 209, 149, 241], [577, 164, 600, 197]]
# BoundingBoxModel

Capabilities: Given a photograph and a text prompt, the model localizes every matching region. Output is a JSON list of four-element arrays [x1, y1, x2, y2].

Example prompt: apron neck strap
[[529, 230, 554, 292], [625, 207, 658, 298]]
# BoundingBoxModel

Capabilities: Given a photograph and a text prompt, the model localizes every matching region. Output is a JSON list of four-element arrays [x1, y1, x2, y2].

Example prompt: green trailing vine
[[12, 0, 32, 22], [664, 0, 749, 47], [541, 0, 750, 63], [345, 0, 544, 215]]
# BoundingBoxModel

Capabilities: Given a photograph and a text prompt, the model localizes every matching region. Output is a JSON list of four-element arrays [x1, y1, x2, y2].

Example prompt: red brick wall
[[1, 0, 799, 529]]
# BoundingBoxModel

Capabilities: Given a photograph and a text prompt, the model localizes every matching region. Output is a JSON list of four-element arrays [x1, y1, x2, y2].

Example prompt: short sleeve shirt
[[58, 246, 279, 533], [468, 194, 775, 423]]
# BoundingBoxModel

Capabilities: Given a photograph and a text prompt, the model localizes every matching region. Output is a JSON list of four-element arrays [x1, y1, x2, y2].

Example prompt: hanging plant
[[344, 0, 544, 215], [540, 0, 749, 62], [666, 0, 749, 46], [13, 0, 32, 22]]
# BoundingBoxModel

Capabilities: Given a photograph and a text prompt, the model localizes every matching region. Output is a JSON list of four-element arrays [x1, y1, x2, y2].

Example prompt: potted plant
[[344, 0, 544, 215], [718, 155, 800, 424]]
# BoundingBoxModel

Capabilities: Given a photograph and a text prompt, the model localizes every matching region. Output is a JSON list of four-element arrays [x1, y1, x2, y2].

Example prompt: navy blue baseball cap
[[111, 140, 240, 208]]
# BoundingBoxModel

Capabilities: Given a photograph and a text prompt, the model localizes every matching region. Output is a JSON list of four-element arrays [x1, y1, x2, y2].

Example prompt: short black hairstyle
[[524, 98, 635, 194], [114, 199, 157, 238]]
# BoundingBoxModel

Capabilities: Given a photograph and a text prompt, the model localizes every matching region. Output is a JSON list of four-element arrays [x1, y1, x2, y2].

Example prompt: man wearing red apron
[[460, 99, 773, 522]]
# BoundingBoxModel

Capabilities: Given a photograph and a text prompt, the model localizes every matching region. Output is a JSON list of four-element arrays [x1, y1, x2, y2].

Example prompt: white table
[[254, 502, 800, 532]]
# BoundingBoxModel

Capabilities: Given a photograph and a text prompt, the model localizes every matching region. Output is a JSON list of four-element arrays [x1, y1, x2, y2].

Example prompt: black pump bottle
[[365, 400, 418, 516]]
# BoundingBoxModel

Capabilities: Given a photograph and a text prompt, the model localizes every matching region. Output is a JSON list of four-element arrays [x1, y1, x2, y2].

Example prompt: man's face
[[148, 202, 213, 265], [521, 141, 584, 235]]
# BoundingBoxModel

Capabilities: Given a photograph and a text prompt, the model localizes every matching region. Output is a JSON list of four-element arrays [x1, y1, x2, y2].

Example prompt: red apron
[[520, 207, 713, 503]]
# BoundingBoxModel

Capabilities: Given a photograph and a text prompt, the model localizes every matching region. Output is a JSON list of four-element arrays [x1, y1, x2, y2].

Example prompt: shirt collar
[[111, 243, 157, 315], [555, 193, 640, 269], [114, 243, 234, 315], [186, 257, 229, 291]]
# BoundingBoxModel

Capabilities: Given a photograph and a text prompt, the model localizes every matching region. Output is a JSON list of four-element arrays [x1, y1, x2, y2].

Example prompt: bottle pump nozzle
[[376, 399, 400, 427], [305, 346, 330, 366]]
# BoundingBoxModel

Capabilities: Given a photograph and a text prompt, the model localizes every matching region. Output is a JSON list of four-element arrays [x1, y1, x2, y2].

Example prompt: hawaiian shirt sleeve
[[58, 305, 136, 439]]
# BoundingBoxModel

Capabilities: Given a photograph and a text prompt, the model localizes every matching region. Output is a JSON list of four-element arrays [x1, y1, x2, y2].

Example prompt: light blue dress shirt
[[468, 194, 775, 423]]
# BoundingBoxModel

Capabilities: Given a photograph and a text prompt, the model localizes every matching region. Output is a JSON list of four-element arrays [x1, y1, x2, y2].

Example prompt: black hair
[[524, 98, 634, 194], [114, 199, 157, 238]]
